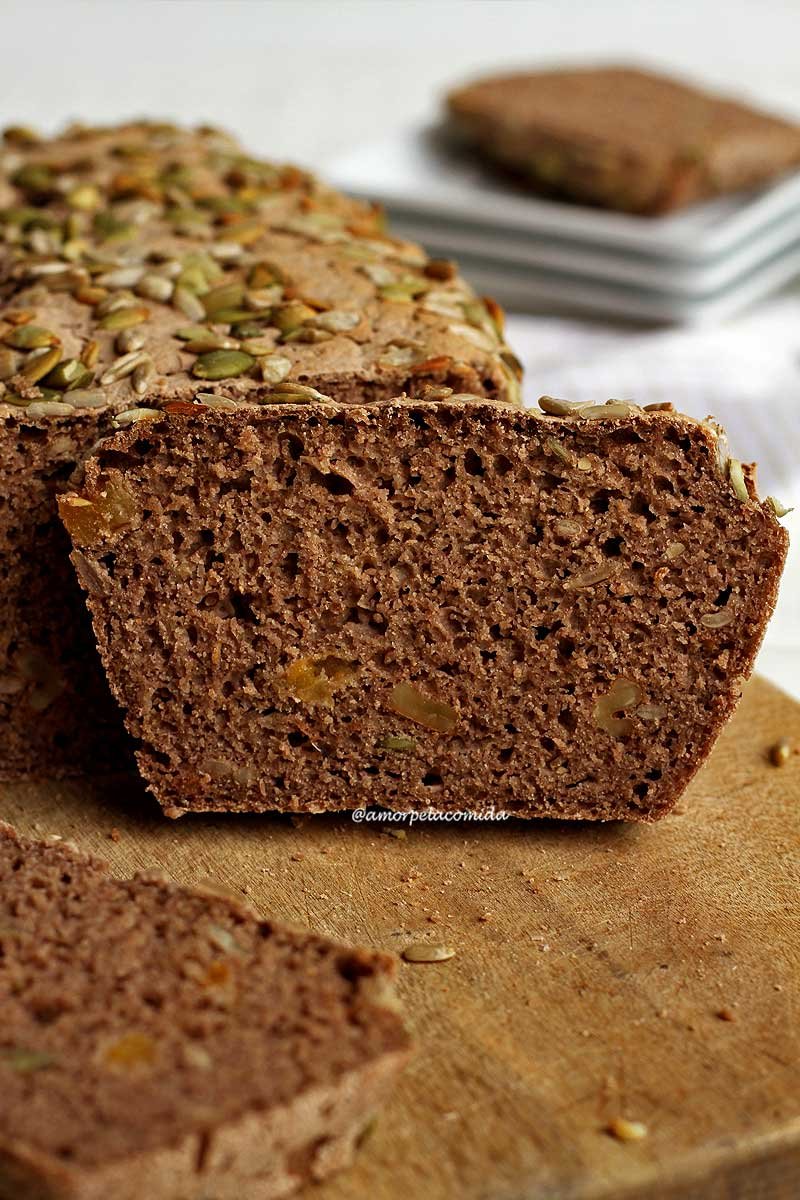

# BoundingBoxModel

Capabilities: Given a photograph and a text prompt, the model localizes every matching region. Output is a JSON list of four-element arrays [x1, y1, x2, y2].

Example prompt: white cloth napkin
[[507, 290, 800, 683]]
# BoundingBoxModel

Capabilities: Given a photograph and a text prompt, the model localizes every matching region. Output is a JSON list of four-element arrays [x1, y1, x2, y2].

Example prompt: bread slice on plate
[[447, 65, 800, 214], [0, 823, 410, 1200], [59, 393, 787, 821]]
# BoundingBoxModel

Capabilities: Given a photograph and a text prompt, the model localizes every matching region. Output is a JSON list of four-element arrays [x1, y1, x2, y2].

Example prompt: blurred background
[[2, 0, 798, 693]]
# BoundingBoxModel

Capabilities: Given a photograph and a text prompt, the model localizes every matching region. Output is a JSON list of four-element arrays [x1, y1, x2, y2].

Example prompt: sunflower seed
[[555, 519, 582, 537], [25, 260, 69, 277], [132, 356, 155, 395], [579, 402, 638, 419], [268, 381, 330, 402], [197, 393, 239, 411], [239, 337, 273, 356], [447, 322, 495, 351], [95, 290, 137, 318], [359, 262, 395, 286], [637, 703, 667, 721], [565, 565, 615, 590], [135, 273, 173, 303], [100, 349, 149, 385], [402, 943, 455, 964], [193, 350, 255, 381], [209, 241, 244, 261], [64, 389, 106, 409], [116, 328, 146, 354], [24, 400, 73, 418], [174, 285, 206, 321], [245, 285, 283, 310], [260, 355, 292, 384], [95, 265, 145, 288], [311, 310, 360, 333], [700, 611, 733, 628], [665, 541, 686, 559], [113, 407, 161, 428]]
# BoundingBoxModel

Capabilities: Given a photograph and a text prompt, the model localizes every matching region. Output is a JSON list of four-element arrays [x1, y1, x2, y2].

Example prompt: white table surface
[[1, 0, 797, 697]]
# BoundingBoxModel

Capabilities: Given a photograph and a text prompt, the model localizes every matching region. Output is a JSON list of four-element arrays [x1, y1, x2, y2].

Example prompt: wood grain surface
[[1, 676, 798, 1200]]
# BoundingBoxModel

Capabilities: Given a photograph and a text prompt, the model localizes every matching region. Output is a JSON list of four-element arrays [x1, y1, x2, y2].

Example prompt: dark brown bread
[[0, 823, 410, 1200], [446, 65, 800, 214], [60, 395, 787, 821], [0, 121, 520, 777]]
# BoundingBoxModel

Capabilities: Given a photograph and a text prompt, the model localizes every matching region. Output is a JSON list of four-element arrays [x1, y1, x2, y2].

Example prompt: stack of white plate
[[330, 126, 800, 324]]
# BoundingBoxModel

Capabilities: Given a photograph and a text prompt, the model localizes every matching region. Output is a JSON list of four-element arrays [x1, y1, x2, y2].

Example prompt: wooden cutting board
[[2, 676, 798, 1200]]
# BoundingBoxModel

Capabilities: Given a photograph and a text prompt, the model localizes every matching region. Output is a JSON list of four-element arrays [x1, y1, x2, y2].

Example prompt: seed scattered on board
[[607, 1117, 648, 1142], [768, 738, 792, 766], [402, 942, 456, 964]]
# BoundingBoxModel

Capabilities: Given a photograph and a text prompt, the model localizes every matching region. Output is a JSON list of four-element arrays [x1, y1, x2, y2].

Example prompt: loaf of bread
[[0, 822, 410, 1200], [59, 395, 787, 820], [446, 65, 800, 214], [0, 121, 520, 776]]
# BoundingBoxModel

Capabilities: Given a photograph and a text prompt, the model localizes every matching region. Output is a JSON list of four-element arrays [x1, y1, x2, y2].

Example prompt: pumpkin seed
[[43, 359, 93, 390], [22, 346, 61, 382], [193, 350, 255, 380], [202, 281, 245, 316], [378, 735, 417, 752], [3, 324, 59, 350], [766, 495, 793, 518], [98, 305, 149, 332]]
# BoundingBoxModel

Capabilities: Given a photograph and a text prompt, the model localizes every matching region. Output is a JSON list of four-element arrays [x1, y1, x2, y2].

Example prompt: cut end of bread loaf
[[0, 822, 410, 1200], [60, 396, 788, 822]]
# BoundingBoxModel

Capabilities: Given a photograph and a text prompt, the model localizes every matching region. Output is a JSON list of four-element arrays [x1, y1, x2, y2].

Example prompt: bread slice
[[0, 823, 410, 1200], [446, 65, 800, 214], [0, 121, 520, 776], [59, 394, 787, 821]]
